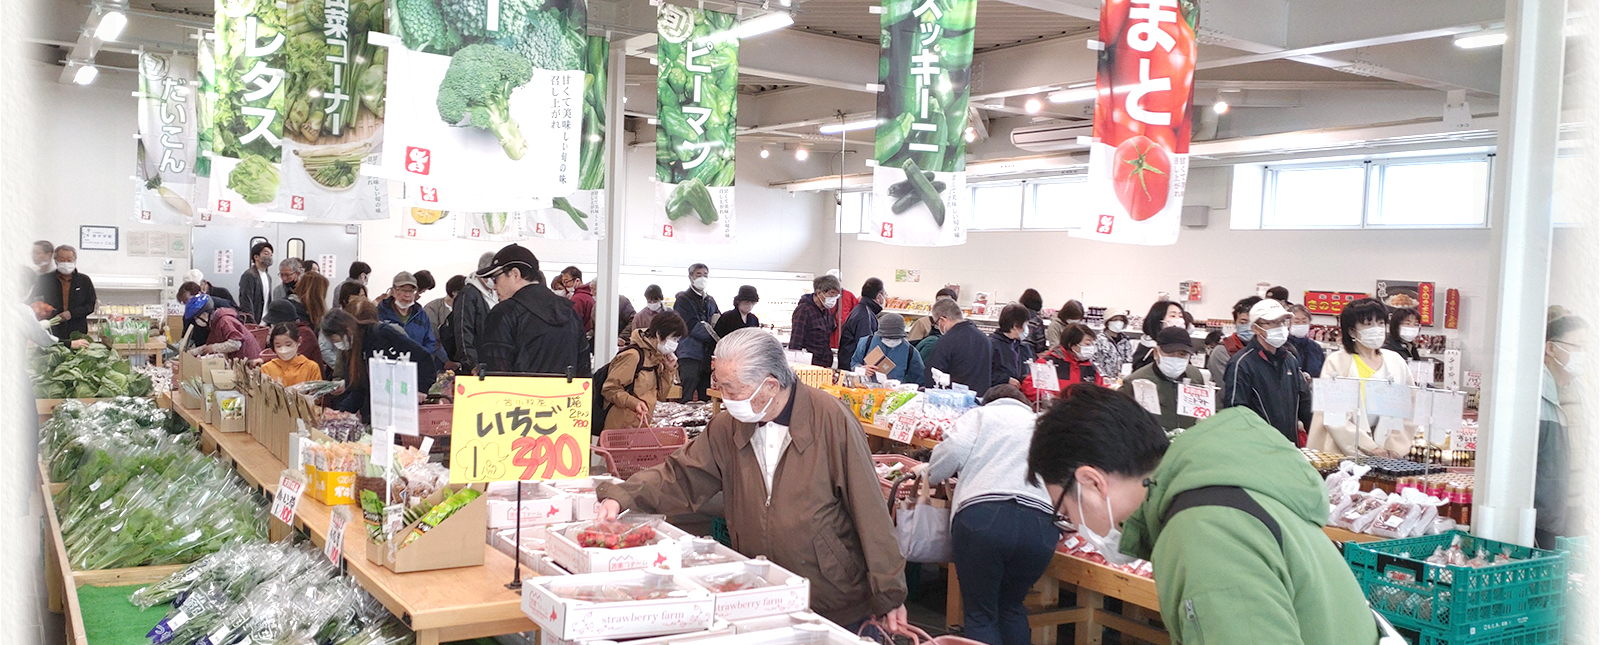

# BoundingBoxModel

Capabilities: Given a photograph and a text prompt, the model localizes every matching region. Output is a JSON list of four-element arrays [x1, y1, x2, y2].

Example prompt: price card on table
[[1131, 379, 1161, 415], [1313, 378, 1360, 416], [450, 375, 592, 482], [1030, 362, 1060, 393], [1177, 384, 1215, 419], [325, 506, 352, 565], [271, 470, 308, 525], [889, 416, 915, 444], [1366, 381, 1414, 419], [383, 503, 405, 537]]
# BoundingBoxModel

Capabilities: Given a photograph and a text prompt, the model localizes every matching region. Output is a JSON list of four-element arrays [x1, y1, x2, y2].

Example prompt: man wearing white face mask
[[1221, 299, 1313, 446], [789, 274, 842, 368], [1028, 387, 1381, 645], [455, 252, 500, 374], [1536, 315, 1587, 549], [1120, 327, 1206, 433], [1284, 303, 1326, 379], [596, 329, 910, 634], [1307, 298, 1415, 457], [674, 263, 721, 401], [31, 245, 96, 339], [377, 271, 446, 365]]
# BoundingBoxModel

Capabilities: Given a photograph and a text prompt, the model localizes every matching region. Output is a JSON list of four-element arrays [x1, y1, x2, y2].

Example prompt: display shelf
[[861, 421, 942, 451], [162, 394, 539, 645]]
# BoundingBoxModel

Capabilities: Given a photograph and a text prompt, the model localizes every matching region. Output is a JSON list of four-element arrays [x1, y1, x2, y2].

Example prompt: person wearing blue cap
[[184, 294, 262, 360]]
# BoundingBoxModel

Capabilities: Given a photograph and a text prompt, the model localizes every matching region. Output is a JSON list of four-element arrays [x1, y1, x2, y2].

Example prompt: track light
[[795, 147, 809, 161], [1454, 30, 1506, 49], [760, 147, 770, 159], [94, 10, 127, 41], [1212, 101, 1229, 114], [1023, 98, 1042, 114], [1047, 88, 1096, 103], [73, 64, 99, 85]]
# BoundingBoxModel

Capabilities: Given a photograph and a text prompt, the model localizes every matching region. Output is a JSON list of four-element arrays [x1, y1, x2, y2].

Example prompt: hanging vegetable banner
[[396, 202, 458, 240], [380, 0, 587, 212], [134, 52, 202, 225], [528, 34, 608, 241], [1070, 0, 1197, 246], [650, 5, 737, 243], [862, 0, 974, 247]]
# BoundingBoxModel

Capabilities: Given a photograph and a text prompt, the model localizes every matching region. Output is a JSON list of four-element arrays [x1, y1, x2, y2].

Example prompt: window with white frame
[[1258, 154, 1493, 229], [1262, 164, 1366, 228], [1025, 177, 1089, 229], [836, 191, 870, 235], [969, 183, 1024, 230]]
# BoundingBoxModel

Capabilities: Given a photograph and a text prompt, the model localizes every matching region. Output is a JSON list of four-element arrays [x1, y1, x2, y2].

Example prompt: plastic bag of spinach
[[31, 343, 153, 398]]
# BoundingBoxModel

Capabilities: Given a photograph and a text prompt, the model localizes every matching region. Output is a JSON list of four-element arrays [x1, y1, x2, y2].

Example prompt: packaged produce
[[400, 487, 482, 547], [1331, 491, 1387, 532], [32, 342, 154, 398], [571, 514, 663, 550], [680, 539, 745, 568], [320, 410, 368, 443], [289, 379, 345, 398], [523, 568, 716, 641]]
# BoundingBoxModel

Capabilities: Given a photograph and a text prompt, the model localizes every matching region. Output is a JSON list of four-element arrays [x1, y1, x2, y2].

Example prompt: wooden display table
[[861, 420, 942, 450], [162, 394, 539, 645]]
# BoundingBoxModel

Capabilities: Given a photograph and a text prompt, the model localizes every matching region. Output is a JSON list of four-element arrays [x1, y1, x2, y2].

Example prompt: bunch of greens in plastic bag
[[31, 343, 154, 398]]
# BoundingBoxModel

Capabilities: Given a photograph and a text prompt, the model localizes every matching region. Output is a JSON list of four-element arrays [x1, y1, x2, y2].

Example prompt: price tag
[[383, 503, 405, 537], [1030, 362, 1060, 393], [420, 436, 435, 455], [1131, 379, 1162, 415], [325, 506, 352, 565], [889, 417, 915, 444], [270, 471, 307, 525], [1177, 384, 1215, 419]]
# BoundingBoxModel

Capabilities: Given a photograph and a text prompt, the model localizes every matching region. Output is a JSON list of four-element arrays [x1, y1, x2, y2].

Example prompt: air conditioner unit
[[1010, 123, 1094, 152]]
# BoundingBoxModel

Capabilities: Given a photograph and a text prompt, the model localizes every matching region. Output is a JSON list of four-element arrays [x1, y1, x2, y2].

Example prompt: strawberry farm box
[[678, 559, 810, 622], [545, 517, 691, 574], [522, 568, 716, 641], [485, 481, 574, 529]]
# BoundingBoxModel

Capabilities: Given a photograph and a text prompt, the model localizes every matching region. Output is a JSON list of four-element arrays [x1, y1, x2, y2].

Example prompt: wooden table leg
[[1073, 589, 1104, 645], [1034, 576, 1059, 645], [946, 566, 963, 630], [43, 529, 62, 614], [414, 628, 440, 645]]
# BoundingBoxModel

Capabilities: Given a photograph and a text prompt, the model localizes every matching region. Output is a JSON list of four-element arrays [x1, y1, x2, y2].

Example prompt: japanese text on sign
[[1177, 383, 1214, 419], [450, 376, 592, 482], [271, 470, 307, 525], [325, 506, 351, 565], [240, 15, 285, 147]]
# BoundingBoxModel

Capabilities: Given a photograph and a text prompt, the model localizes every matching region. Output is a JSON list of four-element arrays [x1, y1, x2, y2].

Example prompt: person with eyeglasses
[[475, 244, 589, 377], [1306, 298, 1416, 458], [1027, 385, 1381, 645], [1537, 315, 1588, 549], [1221, 299, 1313, 446]]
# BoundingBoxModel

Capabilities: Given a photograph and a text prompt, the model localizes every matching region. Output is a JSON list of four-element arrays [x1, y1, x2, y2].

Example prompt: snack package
[[1332, 491, 1386, 531], [1367, 493, 1423, 539], [400, 487, 482, 548], [1325, 461, 1371, 504], [569, 513, 665, 550]]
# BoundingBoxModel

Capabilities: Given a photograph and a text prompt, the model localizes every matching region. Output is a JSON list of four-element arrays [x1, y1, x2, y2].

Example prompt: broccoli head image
[[496, 8, 584, 71], [227, 154, 280, 204], [439, 0, 540, 40], [437, 43, 535, 160], [395, 0, 463, 54]]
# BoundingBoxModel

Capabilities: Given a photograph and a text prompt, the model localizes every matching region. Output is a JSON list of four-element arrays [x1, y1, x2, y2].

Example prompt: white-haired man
[[597, 328, 909, 634]]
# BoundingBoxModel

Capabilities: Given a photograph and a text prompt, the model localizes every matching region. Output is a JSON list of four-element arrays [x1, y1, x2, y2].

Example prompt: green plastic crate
[[1412, 621, 1562, 645], [1345, 531, 1567, 639]]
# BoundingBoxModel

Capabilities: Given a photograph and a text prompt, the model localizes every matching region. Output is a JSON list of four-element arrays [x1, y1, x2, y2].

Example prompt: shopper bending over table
[[262, 299, 324, 368], [1130, 300, 1186, 372], [596, 329, 909, 633], [261, 323, 323, 387], [1307, 298, 1415, 457], [183, 294, 261, 361], [920, 298, 992, 392], [848, 311, 925, 383], [1220, 298, 1312, 446], [601, 312, 686, 431], [789, 273, 842, 368], [1120, 326, 1205, 433], [988, 304, 1036, 390], [1022, 323, 1103, 401], [321, 299, 437, 421], [1028, 386, 1381, 645]]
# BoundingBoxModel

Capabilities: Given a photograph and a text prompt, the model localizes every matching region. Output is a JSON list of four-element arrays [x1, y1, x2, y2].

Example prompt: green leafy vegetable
[[228, 154, 281, 204], [31, 344, 154, 399]]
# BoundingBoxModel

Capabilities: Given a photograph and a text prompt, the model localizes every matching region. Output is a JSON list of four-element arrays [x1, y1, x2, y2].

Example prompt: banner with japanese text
[[449, 376, 592, 482], [134, 52, 202, 226], [1070, 0, 1197, 246], [651, 5, 737, 243], [863, 0, 973, 247], [380, 0, 587, 212], [395, 202, 458, 240], [528, 34, 609, 240]]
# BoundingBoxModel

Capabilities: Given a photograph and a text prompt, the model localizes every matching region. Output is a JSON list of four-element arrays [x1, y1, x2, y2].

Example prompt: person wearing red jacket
[[827, 269, 858, 351], [1021, 323, 1105, 401]]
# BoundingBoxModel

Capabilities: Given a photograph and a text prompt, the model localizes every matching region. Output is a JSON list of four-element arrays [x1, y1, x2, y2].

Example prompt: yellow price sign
[[450, 375, 592, 483]]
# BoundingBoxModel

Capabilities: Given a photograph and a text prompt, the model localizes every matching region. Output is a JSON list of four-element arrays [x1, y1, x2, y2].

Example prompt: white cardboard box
[[678, 538, 747, 568], [522, 569, 716, 641], [547, 477, 623, 521], [677, 624, 872, 645], [546, 521, 691, 574], [727, 611, 836, 634], [678, 559, 810, 622], [485, 482, 575, 528], [538, 619, 734, 645]]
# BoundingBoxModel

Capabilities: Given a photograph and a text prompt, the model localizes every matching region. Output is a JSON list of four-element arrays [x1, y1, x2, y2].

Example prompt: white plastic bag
[[892, 477, 953, 563]]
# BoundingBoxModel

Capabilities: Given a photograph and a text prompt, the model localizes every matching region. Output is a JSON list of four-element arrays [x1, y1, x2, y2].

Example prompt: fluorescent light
[[94, 10, 127, 41], [1024, 98, 1042, 114], [819, 118, 879, 134], [963, 127, 977, 143], [73, 64, 99, 85], [760, 148, 770, 159], [1213, 100, 1230, 114], [1455, 31, 1506, 48], [1048, 88, 1096, 103], [729, 13, 794, 40], [795, 147, 809, 161]]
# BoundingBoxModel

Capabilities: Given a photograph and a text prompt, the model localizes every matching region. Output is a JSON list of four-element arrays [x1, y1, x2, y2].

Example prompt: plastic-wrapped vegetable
[[569, 513, 664, 550], [400, 487, 481, 547]]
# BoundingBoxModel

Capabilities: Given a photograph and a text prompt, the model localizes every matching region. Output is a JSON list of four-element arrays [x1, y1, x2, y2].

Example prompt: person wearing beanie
[[1120, 326, 1206, 433], [713, 285, 762, 339], [849, 311, 925, 383], [839, 278, 886, 363], [476, 244, 588, 376]]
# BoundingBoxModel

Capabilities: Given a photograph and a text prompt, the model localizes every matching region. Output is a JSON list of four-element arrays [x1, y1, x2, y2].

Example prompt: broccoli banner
[[380, 0, 587, 212], [208, 0, 389, 222], [134, 52, 202, 226], [863, 0, 973, 247], [1069, 0, 1196, 246], [527, 34, 608, 241], [650, 5, 737, 244]]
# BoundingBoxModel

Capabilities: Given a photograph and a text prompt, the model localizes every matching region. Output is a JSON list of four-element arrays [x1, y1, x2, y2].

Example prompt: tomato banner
[[450, 375, 592, 483], [863, 0, 974, 247], [652, 5, 738, 244], [1072, 0, 1197, 246], [134, 52, 204, 226]]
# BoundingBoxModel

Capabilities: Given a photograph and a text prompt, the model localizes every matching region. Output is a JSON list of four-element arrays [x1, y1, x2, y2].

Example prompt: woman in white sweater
[[1308, 298, 1416, 457], [918, 385, 1057, 645]]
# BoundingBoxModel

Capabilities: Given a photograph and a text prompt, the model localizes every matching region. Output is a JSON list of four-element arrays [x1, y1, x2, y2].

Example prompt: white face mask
[[1558, 349, 1588, 376], [1263, 326, 1290, 348], [823, 295, 840, 309], [692, 277, 709, 292], [1076, 487, 1137, 566], [1108, 321, 1126, 334], [882, 338, 904, 348], [56, 262, 76, 275], [659, 338, 679, 355], [1357, 327, 1387, 350], [275, 347, 297, 361], [1075, 345, 1097, 361], [1164, 318, 1185, 329], [1399, 326, 1421, 342], [647, 302, 664, 311], [333, 339, 351, 352], [1158, 355, 1189, 380], [1290, 324, 1311, 338], [724, 378, 776, 423]]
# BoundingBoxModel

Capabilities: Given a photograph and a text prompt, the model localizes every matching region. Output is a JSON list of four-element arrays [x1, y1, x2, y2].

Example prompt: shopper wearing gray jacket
[[919, 385, 1058, 645]]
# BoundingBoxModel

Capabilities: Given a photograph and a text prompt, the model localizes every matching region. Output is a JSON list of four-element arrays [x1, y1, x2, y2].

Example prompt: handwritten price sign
[[1177, 384, 1216, 419], [449, 376, 592, 482], [270, 471, 307, 525], [325, 506, 351, 565]]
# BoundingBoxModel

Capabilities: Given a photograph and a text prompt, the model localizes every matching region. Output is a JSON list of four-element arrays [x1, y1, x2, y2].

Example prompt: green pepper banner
[[864, 0, 974, 247], [208, 0, 389, 221], [528, 34, 608, 240], [134, 52, 202, 226], [652, 5, 737, 243]]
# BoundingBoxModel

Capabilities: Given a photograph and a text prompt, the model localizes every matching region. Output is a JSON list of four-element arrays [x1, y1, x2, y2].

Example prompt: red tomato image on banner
[[1113, 136, 1171, 221]]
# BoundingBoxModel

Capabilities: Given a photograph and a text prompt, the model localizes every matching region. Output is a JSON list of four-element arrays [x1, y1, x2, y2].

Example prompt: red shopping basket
[[873, 454, 923, 501], [594, 427, 688, 479]]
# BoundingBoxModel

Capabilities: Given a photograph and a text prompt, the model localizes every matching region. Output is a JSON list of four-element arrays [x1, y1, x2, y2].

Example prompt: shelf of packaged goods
[[860, 421, 942, 451], [159, 394, 539, 645]]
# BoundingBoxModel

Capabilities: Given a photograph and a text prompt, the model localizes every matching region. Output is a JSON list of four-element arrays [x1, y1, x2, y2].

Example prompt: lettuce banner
[[528, 34, 608, 240], [380, 0, 587, 212], [650, 5, 736, 243], [134, 52, 202, 225], [457, 211, 528, 242], [863, 0, 973, 247], [1070, 0, 1196, 246]]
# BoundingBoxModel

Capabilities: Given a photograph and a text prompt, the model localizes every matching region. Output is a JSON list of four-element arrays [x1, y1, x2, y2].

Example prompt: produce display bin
[[1408, 621, 1563, 645], [679, 558, 811, 622], [522, 568, 717, 641], [1345, 531, 1567, 640], [545, 519, 692, 574], [594, 427, 687, 479]]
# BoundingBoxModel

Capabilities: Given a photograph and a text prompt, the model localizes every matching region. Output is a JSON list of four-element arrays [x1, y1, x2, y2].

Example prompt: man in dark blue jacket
[[921, 298, 992, 392], [378, 271, 446, 365], [1222, 299, 1313, 445], [839, 278, 885, 363], [674, 263, 720, 402]]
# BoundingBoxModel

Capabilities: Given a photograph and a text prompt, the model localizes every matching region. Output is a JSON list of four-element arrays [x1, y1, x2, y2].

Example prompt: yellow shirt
[[262, 355, 322, 387]]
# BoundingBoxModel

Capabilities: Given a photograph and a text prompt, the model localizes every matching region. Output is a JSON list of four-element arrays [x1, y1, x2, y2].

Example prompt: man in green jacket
[[1028, 386, 1379, 645]]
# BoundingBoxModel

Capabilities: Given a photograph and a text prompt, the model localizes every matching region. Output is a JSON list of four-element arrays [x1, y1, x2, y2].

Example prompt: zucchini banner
[[1070, 0, 1196, 246], [528, 34, 609, 240], [134, 52, 202, 226], [651, 5, 737, 243], [863, 0, 973, 247]]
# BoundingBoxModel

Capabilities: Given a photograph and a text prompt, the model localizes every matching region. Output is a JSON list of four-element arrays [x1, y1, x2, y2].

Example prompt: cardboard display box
[[678, 559, 810, 622], [522, 568, 716, 641], [485, 482, 575, 529], [686, 623, 871, 645], [365, 483, 488, 573], [545, 520, 692, 574], [539, 620, 734, 645], [214, 391, 246, 433], [546, 477, 624, 522]]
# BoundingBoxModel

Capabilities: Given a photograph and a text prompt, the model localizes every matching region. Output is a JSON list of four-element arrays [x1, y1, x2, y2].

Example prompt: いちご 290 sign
[[450, 376, 592, 482]]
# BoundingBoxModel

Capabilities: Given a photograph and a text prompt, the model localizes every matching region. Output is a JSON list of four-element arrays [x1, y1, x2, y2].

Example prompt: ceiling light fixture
[[722, 12, 794, 41], [1047, 88, 1096, 103], [94, 10, 127, 41], [760, 147, 770, 159], [819, 118, 879, 134], [1212, 100, 1230, 114], [73, 64, 99, 85], [963, 127, 976, 143], [795, 147, 809, 161], [1024, 98, 1042, 114], [1454, 30, 1506, 49]]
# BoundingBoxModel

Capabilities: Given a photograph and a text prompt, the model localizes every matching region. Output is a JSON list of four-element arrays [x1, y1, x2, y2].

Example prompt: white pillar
[[1475, 0, 1568, 545], [592, 41, 629, 369]]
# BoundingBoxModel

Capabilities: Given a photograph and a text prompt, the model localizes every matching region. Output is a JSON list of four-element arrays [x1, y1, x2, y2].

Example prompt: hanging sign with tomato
[[1072, 0, 1198, 246], [449, 375, 592, 483], [863, 0, 976, 247]]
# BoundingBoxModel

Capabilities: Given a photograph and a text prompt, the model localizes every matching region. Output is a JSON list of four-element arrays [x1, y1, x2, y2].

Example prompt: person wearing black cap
[[476, 244, 589, 377], [1120, 327, 1207, 432], [838, 278, 886, 363], [713, 285, 761, 339]]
